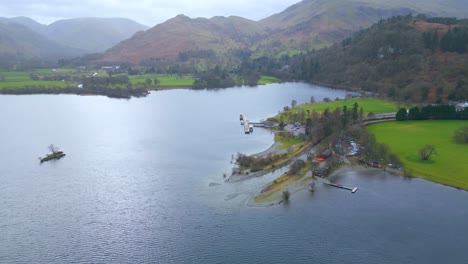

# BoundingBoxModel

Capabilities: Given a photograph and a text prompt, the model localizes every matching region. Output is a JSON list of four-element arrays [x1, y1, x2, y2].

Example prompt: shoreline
[[250, 163, 396, 207]]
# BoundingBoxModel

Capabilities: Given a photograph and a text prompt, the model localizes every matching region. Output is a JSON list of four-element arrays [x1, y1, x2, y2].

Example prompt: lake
[[1, 83, 467, 263]]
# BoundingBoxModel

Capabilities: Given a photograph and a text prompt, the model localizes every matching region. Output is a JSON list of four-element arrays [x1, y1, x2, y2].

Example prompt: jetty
[[240, 114, 251, 134], [324, 180, 358, 193]]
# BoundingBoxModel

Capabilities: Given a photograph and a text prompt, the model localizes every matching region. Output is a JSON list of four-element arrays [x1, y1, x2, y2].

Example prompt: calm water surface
[[1, 83, 467, 263]]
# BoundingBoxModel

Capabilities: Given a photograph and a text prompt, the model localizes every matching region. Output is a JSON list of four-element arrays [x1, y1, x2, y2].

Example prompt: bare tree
[[48, 144, 59, 154], [419, 144, 437, 160]]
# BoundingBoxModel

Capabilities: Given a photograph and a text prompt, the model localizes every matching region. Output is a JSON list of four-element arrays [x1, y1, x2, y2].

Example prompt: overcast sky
[[0, 0, 301, 27]]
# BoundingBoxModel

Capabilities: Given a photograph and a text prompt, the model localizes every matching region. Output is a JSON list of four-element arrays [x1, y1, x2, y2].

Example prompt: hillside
[[0, 17, 148, 54], [98, 0, 468, 66], [46, 18, 149, 53], [288, 15, 468, 103], [0, 22, 83, 68], [258, 0, 416, 54], [99, 15, 267, 65]]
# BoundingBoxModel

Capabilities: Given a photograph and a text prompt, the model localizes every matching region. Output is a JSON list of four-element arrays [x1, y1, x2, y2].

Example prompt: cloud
[[0, 0, 300, 26]]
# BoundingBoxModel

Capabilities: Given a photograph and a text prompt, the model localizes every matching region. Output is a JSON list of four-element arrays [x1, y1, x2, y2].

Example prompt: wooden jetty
[[324, 181, 358, 193]]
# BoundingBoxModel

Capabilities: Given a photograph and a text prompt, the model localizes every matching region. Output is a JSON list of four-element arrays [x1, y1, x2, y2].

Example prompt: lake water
[[1, 83, 467, 263]]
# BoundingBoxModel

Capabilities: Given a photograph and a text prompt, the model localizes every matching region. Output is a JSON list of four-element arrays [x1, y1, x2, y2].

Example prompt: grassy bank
[[368, 120, 468, 190]]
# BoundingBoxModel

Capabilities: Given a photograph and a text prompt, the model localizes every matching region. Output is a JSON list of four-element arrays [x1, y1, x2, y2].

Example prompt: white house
[[456, 102, 468, 111]]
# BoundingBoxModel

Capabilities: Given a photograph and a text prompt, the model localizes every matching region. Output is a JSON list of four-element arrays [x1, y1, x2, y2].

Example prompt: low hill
[[288, 15, 468, 103]]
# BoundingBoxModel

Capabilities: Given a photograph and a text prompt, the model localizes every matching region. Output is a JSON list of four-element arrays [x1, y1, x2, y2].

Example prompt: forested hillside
[[288, 15, 468, 103]]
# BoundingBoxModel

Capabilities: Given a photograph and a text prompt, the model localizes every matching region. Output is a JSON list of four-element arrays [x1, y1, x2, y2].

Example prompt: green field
[[129, 74, 194, 87], [296, 97, 401, 114], [258, 75, 280, 85], [0, 69, 97, 90], [368, 120, 468, 190], [0, 70, 197, 91]]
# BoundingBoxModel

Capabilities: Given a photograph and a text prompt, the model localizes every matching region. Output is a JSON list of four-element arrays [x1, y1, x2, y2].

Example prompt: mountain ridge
[[98, 0, 468, 66]]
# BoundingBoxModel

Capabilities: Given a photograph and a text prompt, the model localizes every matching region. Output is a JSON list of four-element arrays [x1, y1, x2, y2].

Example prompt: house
[[456, 102, 468, 112]]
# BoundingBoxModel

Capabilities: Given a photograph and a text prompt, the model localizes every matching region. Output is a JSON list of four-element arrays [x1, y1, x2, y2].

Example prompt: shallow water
[[1, 83, 467, 263]]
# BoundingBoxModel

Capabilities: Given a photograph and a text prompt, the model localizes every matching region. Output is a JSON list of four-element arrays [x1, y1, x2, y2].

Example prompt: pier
[[240, 114, 255, 134], [323, 180, 358, 193]]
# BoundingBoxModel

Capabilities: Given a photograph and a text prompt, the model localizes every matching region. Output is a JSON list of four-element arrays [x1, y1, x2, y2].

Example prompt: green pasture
[[295, 98, 400, 114], [368, 120, 468, 190], [0, 80, 67, 89], [129, 74, 194, 87], [258, 75, 280, 85]]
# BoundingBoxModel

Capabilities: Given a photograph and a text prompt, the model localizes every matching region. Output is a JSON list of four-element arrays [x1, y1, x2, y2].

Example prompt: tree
[[358, 107, 364, 121], [352, 102, 359, 122], [454, 126, 468, 144], [48, 144, 59, 154], [419, 144, 437, 160], [396, 108, 408, 121], [289, 159, 306, 175], [146, 78, 152, 86], [282, 190, 290, 202], [342, 105, 349, 128], [291, 100, 297, 108]]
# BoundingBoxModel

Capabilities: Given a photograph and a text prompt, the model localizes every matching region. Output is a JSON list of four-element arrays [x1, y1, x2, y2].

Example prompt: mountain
[[0, 22, 83, 65], [46, 18, 149, 53], [99, 15, 267, 65], [0, 17, 149, 54], [259, 0, 468, 54], [98, 0, 468, 66], [259, 0, 417, 52], [0, 16, 47, 35], [287, 15, 468, 103]]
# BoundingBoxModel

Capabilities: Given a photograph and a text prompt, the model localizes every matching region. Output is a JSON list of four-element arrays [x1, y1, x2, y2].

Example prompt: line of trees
[[423, 27, 468, 53], [396, 105, 468, 121]]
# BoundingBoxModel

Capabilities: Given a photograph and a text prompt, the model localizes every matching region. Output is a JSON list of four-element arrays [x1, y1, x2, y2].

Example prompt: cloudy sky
[[0, 0, 301, 26]]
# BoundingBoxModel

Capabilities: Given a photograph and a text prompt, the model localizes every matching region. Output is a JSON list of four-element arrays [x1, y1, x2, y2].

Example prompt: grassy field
[[129, 74, 194, 87], [258, 75, 280, 85], [0, 69, 98, 90], [0, 70, 196, 91], [296, 97, 401, 114], [368, 120, 468, 190], [275, 132, 304, 149]]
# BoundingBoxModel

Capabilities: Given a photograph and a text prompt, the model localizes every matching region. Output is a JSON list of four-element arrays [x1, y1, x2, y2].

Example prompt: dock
[[324, 181, 358, 193], [241, 115, 250, 134], [240, 114, 254, 134]]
